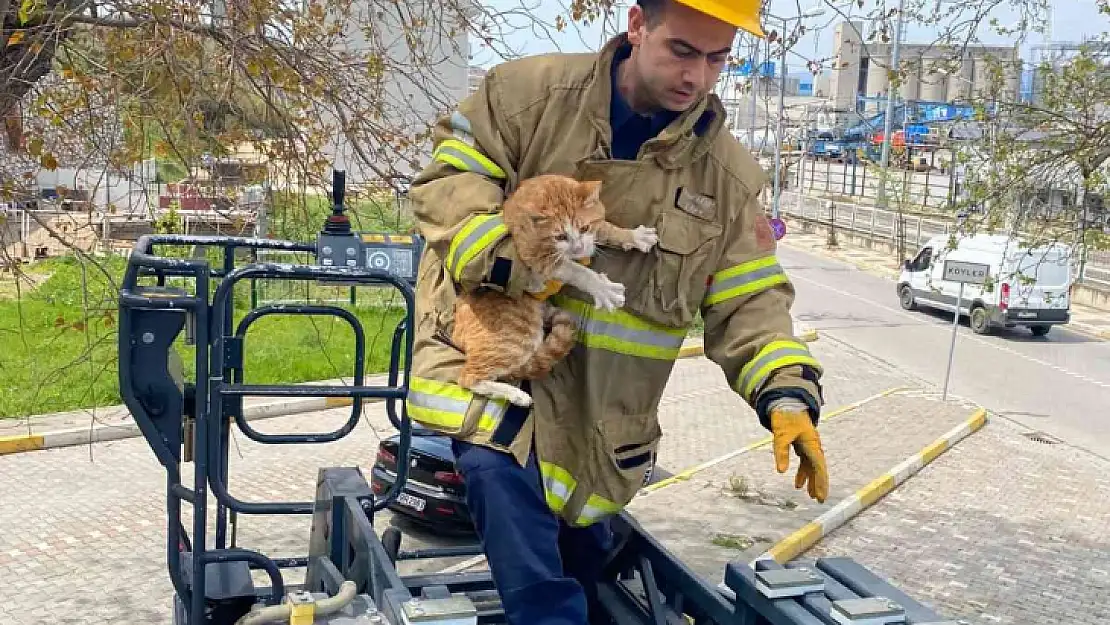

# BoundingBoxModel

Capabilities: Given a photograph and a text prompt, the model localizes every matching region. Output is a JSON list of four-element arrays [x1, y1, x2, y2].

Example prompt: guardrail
[[790, 154, 954, 212], [779, 191, 946, 248], [777, 191, 1110, 291]]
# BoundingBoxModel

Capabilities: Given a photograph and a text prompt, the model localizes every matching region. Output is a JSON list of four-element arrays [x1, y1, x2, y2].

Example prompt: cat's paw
[[631, 225, 659, 252], [591, 273, 625, 311], [470, 380, 533, 407], [504, 386, 534, 407]]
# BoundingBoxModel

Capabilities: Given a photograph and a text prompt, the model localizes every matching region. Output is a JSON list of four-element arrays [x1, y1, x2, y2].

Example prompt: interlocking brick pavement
[[627, 392, 980, 587], [8, 331, 1099, 624], [805, 416, 1110, 625], [0, 334, 907, 625], [653, 340, 908, 473]]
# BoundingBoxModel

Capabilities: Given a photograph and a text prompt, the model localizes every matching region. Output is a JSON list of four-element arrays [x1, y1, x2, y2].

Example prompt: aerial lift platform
[[117, 171, 955, 625]]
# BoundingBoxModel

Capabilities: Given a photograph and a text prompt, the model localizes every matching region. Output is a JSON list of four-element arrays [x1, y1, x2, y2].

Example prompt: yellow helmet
[[671, 0, 765, 38]]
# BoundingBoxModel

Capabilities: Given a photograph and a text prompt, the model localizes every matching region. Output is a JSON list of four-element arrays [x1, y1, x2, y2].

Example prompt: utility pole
[[747, 37, 759, 149], [771, 16, 787, 219], [768, 7, 825, 219], [876, 0, 905, 210]]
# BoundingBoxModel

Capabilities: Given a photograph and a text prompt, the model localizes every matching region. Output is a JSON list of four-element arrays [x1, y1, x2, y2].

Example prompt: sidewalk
[[0, 374, 392, 454], [779, 230, 1110, 340], [627, 390, 982, 584], [805, 413, 1110, 625], [0, 330, 816, 457], [0, 325, 880, 624]]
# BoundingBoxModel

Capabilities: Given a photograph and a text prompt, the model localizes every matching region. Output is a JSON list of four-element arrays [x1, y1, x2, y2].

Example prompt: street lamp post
[[767, 8, 825, 220], [747, 41, 759, 149], [876, 0, 905, 210]]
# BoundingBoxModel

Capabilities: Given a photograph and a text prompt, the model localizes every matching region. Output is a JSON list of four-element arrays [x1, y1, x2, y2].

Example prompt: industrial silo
[[919, 57, 948, 102], [899, 58, 921, 101], [947, 60, 973, 102], [972, 56, 994, 98], [866, 56, 890, 98]]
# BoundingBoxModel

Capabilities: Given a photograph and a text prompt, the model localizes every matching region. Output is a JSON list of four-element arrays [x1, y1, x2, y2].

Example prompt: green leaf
[[18, 0, 38, 25]]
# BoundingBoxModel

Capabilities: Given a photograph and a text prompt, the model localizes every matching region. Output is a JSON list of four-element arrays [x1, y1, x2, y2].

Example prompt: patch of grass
[[0, 248, 410, 418], [724, 474, 799, 510], [710, 532, 773, 551], [267, 191, 413, 243]]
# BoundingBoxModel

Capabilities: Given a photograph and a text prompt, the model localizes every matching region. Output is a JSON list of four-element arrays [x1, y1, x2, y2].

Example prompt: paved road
[[777, 187, 1110, 287], [778, 243, 1110, 457]]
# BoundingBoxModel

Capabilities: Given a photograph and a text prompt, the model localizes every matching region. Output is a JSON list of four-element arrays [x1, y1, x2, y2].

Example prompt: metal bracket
[[184, 311, 196, 346], [830, 597, 906, 624], [223, 336, 244, 371], [222, 396, 244, 423], [754, 568, 826, 599], [398, 596, 477, 624], [182, 417, 194, 463]]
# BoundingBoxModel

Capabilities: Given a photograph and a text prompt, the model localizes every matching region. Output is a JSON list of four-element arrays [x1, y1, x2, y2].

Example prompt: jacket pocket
[[631, 208, 723, 328], [596, 413, 663, 505]]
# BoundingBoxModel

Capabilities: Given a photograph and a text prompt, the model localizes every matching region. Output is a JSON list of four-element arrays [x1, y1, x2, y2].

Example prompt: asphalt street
[[779, 243, 1110, 458]]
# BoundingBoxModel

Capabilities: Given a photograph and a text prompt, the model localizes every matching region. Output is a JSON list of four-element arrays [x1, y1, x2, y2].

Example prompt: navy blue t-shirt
[[609, 45, 679, 160]]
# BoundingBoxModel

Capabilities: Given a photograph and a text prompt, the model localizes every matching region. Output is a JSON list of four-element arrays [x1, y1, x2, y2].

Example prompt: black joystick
[[322, 169, 352, 236]]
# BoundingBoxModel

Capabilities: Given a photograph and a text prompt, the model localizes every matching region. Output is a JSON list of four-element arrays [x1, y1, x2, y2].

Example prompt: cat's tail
[[514, 311, 578, 380]]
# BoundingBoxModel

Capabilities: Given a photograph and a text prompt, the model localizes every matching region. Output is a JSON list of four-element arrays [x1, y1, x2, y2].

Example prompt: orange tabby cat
[[451, 174, 658, 407]]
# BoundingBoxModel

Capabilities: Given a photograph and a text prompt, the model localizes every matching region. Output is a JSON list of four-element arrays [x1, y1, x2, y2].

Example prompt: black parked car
[[370, 429, 474, 533], [371, 427, 659, 533]]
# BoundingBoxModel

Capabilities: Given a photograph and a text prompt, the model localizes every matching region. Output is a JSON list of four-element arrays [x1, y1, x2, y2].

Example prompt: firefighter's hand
[[770, 404, 829, 503]]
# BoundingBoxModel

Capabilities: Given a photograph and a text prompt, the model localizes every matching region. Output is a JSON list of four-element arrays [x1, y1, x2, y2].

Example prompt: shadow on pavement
[[911, 306, 1098, 344]]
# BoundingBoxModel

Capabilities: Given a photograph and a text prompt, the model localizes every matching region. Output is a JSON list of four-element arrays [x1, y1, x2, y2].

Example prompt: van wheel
[[1030, 325, 1051, 337], [899, 285, 916, 310], [970, 306, 991, 335]]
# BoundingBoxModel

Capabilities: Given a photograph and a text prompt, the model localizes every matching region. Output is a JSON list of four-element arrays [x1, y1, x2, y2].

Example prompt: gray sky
[[471, 1, 1108, 71]]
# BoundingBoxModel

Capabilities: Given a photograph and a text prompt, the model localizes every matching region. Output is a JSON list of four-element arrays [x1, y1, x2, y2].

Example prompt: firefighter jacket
[[405, 34, 824, 528]]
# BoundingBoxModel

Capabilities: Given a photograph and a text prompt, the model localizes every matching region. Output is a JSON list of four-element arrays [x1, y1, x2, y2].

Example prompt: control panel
[[316, 232, 423, 284], [314, 169, 423, 284]]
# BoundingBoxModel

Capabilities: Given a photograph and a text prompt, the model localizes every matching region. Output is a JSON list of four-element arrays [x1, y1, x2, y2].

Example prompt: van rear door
[[1007, 247, 1072, 315]]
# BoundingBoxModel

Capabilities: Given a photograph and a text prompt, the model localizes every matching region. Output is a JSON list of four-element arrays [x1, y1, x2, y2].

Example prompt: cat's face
[[553, 214, 597, 260], [506, 176, 606, 269]]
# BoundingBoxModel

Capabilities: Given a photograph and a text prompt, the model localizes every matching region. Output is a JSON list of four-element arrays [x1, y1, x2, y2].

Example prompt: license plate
[[396, 492, 426, 512], [1017, 312, 1037, 319]]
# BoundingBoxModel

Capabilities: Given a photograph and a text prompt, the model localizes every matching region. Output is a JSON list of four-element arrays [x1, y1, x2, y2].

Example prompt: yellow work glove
[[769, 401, 829, 503]]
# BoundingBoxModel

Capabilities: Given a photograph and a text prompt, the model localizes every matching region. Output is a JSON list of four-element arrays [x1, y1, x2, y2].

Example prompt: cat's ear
[[580, 180, 602, 204]]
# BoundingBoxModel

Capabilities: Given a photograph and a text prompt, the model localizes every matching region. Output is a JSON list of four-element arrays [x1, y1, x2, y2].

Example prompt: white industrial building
[[320, 0, 474, 187], [827, 21, 1021, 114]]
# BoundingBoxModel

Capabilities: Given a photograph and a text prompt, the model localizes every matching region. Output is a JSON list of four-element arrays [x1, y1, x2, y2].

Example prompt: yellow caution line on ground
[[637, 385, 908, 497], [751, 406, 989, 566], [676, 329, 819, 360]]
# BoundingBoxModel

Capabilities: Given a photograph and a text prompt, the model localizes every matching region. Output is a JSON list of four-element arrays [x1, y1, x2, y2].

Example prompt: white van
[[897, 234, 1072, 336]]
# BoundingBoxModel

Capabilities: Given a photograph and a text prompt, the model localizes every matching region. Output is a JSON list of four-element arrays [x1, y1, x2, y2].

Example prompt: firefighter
[[406, 0, 828, 623]]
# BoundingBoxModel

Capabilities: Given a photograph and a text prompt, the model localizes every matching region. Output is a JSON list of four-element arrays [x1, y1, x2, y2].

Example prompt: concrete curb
[[750, 406, 989, 566], [1071, 322, 1110, 341], [0, 395, 371, 456], [3, 331, 816, 457], [637, 385, 908, 497]]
